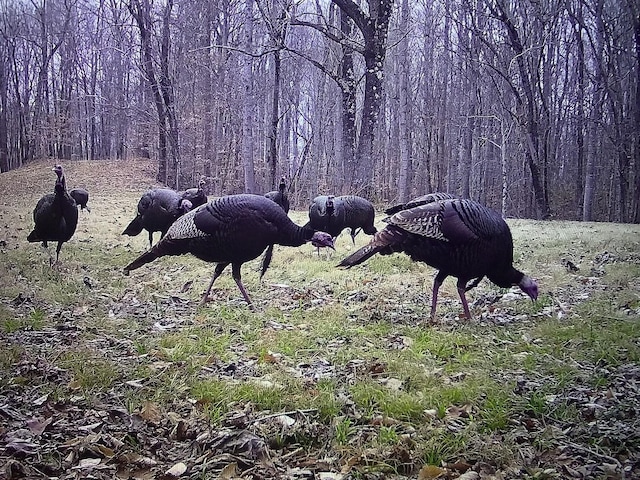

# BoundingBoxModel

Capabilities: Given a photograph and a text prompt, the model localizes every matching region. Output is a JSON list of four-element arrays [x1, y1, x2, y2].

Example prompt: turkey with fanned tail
[[338, 196, 538, 320], [123, 194, 335, 308], [384, 192, 459, 216]]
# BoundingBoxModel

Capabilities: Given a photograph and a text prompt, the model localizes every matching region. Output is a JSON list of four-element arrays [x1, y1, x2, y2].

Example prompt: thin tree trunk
[[397, 0, 411, 202], [267, 49, 281, 189], [0, 53, 8, 172], [241, 0, 256, 193], [129, 0, 168, 184]]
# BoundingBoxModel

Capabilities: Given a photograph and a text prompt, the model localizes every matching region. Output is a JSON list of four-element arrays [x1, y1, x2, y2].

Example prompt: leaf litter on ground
[[1, 159, 639, 479]]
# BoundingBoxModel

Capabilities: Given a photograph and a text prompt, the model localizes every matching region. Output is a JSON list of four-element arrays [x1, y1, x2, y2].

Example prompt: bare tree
[[241, 0, 256, 193], [129, 0, 180, 187]]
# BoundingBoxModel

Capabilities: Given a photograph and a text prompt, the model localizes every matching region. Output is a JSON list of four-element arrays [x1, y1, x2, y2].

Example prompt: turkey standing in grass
[[264, 177, 290, 213], [122, 188, 193, 248], [338, 197, 538, 320], [305, 195, 346, 239], [261, 177, 290, 277], [27, 165, 79, 265], [179, 179, 208, 209], [69, 188, 90, 212], [335, 195, 377, 243], [123, 194, 335, 308]]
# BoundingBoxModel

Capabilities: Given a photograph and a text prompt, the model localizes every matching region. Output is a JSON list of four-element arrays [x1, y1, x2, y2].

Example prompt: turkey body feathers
[[124, 194, 334, 306], [264, 177, 290, 213], [27, 166, 78, 264], [122, 188, 192, 247], [306, 195, 347, 238], [336, 195, 377, 242], [339, 197, 538, 320], [384, 192, 459, 216], [69, 188, 90, 211]]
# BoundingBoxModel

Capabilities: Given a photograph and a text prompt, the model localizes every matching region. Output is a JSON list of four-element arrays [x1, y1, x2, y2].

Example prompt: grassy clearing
[[1, 159, 639, 478]]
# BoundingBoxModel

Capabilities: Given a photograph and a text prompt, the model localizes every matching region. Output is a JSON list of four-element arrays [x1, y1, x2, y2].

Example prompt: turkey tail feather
[[122, 217, 143, 236], [260, 245, 274, 279], [337, 243, 385, 268], [123, 248, 160, 274]]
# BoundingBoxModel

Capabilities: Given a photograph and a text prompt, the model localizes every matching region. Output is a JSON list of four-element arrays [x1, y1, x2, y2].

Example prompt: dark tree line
[[0, 0, 638, 222]]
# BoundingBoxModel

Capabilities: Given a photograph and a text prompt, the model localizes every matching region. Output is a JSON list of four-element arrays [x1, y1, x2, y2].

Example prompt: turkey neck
[[276, 223, 316, 247], [488, 266, 525, 288]]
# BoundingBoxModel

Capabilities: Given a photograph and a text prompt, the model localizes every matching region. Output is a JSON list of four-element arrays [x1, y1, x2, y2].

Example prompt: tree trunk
[[241, 0, 256, 193], [338, 8, 357, 191], [396, 0, 411, 202], [492, 0, 550, 219], [129, 0, 168, 184], [160, 0, 180, 188], [332, 0, 393, 196], [0, 53, 8, 172], [267, 49, 281, 190]]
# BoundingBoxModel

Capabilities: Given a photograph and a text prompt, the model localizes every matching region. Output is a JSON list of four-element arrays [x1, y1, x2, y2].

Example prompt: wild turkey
[[179, 179, 208, 209], [123, 194, 335, 307], [335, 195, 377, 243], [264, 177, 290, 213], [122, 188, 193, 248], [261, 177, 291, 276], [338, 197, 538, 320], [384, 192, 459, 216], [27, 165, 79, 265], [69, 188, 90, 212], [306, 195, 347, 239]]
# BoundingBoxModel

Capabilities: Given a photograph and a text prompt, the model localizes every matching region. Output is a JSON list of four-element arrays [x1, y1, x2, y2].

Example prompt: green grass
[[2, 160, 639, 477]]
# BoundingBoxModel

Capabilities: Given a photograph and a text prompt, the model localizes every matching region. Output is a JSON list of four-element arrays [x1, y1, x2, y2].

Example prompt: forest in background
[[0, 0, 638, 222]]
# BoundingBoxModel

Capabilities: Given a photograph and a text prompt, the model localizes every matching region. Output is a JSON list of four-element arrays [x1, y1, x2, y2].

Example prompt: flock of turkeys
[[28, 166, 538, 320]]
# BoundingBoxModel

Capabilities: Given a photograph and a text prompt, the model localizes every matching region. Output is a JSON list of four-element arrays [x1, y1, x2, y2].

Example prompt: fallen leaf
[[457, 472, 480, 480], [165, 462, 187, 477], [76, 457, 102, 468], [26, 416, 52, 436], [418, 465, 446, 479], [219, 463, 238, 479], [140, 401, 161, 424], [32, 393, 50, 406]]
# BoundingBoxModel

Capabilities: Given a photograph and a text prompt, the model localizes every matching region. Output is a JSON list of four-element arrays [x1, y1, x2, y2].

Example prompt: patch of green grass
[[333, 417, 355, 445], [532, 308, 640, 367], [192, 376, 319, 422], [157, 325, 233, 366], [479, 389, 513, 431], [0, 344, 23, 370], [377, 425, 400, 445], [349, 381, 426, 421], [1, 307, 47, 333], [58, 351, 119, 391], [419, 427, 469, 466]]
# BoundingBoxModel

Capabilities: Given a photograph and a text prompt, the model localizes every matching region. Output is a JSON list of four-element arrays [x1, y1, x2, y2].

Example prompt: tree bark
[[241, 0, 256, 193], [0, 52, 8, 172], [491, 0, 550, 219], [332, 0, 393, 196], [396, 0, 411, 202], [129, 0, 168, 184]]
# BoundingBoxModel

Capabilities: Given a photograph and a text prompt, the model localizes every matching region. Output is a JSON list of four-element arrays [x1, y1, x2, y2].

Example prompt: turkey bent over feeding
[[338, 197, 538, 320], [123, 194, 334, 307]]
